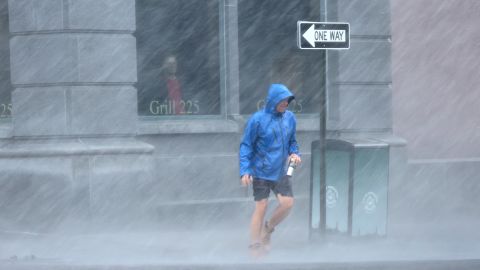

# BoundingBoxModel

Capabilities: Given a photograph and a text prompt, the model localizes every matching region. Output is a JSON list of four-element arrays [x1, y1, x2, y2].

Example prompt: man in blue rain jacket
[[239, 83, 301, 255]]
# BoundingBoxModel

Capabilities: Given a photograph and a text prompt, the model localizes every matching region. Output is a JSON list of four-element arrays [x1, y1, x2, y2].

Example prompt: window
[[0, 0, 11, 119], [238, 0, 325, 115], [136, 0, 221, 117]]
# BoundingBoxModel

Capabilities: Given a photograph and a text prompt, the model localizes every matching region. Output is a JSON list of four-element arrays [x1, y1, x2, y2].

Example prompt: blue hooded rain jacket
[[239, 84, 300, 181]]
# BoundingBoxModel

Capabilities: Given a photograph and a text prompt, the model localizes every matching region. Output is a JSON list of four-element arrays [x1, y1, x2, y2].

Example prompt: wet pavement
[[1, 223, 480, 270]]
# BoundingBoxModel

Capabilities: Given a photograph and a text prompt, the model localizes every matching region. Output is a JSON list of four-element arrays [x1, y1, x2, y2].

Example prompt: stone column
[[0, 0, 155, 232], [9, 0, 138, 136]]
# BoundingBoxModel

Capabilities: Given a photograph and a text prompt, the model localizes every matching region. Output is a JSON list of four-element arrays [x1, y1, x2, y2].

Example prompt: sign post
[[297, 21, 350, 50], [300, 20, 350, 240]]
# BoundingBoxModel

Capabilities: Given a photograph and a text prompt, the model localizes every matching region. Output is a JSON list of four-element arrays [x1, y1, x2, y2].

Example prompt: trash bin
[[310, 138, 389, 237]]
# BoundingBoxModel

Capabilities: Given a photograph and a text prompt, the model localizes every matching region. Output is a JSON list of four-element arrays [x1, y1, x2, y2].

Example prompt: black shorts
[[252, 176, 293, 201]]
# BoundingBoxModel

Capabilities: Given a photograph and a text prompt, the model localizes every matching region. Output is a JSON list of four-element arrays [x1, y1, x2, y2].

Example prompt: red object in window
[[167, 77, 182, 114]]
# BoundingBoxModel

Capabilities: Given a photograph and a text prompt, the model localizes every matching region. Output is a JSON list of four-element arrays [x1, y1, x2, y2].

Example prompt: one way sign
[[297, 21, 350, 50]]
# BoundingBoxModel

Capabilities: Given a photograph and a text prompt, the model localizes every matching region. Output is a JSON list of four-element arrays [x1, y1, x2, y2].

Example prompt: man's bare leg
[[249, 199, 268, 256], [269, 194, 294, 227], [262, 194, 294, 249]]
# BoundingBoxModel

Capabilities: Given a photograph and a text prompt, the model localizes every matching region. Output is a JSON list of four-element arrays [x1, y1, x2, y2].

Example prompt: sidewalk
[[1, 221, 480, 268]]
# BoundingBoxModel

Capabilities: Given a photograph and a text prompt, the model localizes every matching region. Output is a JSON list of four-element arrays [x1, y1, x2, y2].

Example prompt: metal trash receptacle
[[310, 138, 389, 237]]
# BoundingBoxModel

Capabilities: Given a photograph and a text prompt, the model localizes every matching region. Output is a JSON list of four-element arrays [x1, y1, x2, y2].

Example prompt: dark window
[[238, 0, 325, 115], [136, 0, 220, 116], [0, 0, 11, 119]]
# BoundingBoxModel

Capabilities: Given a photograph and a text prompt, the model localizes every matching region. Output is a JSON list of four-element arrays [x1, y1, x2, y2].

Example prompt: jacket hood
[[265, 84, 295, 114]]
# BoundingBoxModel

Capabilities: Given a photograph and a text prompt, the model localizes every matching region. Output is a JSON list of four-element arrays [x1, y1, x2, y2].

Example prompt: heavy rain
[[0, 0, 479, 269]]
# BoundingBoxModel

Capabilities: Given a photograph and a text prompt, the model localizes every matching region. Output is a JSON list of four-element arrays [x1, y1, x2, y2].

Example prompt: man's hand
[[289, 154, 302, 165], [241, 174, 253, 186]]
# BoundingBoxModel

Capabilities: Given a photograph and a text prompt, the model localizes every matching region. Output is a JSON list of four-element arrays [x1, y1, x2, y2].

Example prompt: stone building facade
[[0, 0, 407, 234]]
